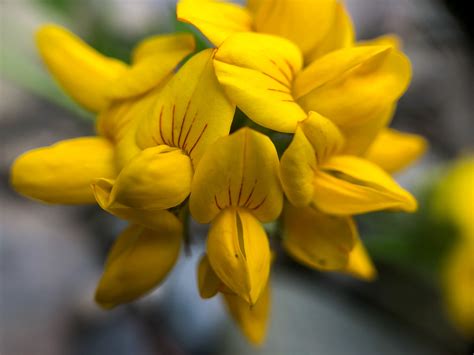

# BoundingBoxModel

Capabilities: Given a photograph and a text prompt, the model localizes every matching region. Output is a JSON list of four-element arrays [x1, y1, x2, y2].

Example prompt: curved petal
[[36, 24, 127, 112], [280, 112, 344, 207], [305, 3, 355, 62], [340, 104, 395, 156], [97, 87, 164, 169], [95, 223, 181, 308], [207, 208, 271, 305], [91, 178, 183, 231], [365, 128, 428, 174], [249, 0, 337, 61], [283, 204, 356, 270], [295, 46, 412, 127], [108, 33, 195, 99], [314, 156, 418, 215], [107, 146, 193, 211], [299, 112, 344, 163], [190, 128, 283, 224], [223, 280, 271, 345], [132, 33, 195, 63], [358, 34, 402, 49], [197, 254, 221, 299], [343, 237, 377, 281], [11, 137, 116, 204], [137, 49, 235, 166], [214, 32, 305, 133], [177, 0, 252, 46], [280, 127, 316, 207]]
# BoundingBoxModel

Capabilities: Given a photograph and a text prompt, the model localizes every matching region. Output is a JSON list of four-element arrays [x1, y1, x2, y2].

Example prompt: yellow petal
[[340, 104, 395, 156], [222, 280, 271, 345], [280, 127, 317, 207], [442, 240, 474, 338], [294, 46, 390, 100], [132, 33, 195, 63], [365, 128, 428, 174], [214, 32, 306, 133], [249, 0, 337, 61], [295, 46, 411, 127], [299, 112, 345, 163], [108, 33, 195, 100], [137, 49, 235, 166], [190, 128, 283, 224], [11, 137, 116, 204], [283, 204, 356, 270], [197, 254, 221, 299], [207, 208, 271, 305], [36, 24, 127, 112], [359, 34, 402, 49], [314, 155, 418, 215], [343, 237, 377, 281], [177, 0, 252, 46], [305, 3, 355, 62], [95, 223, 181, 308], [91, 178, 183, 231], [280, 112, 344, 207], [97, 79, 173, 170], [107, 146, 193, 211]]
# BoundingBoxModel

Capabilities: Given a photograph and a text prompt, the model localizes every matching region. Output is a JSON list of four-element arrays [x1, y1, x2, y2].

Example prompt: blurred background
[[1, 0, 473, 354]]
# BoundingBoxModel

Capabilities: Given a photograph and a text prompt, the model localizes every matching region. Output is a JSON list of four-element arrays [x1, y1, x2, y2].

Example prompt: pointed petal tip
[[11, 138, 115, 204]]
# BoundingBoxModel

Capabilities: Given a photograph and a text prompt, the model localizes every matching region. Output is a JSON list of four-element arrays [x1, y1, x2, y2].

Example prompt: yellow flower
[[177, 0, 353, 63], [280, 112, 419, 280], [92, 49, 236, 306], [11, 24, 195, 204], [178, 0, 426, 161], [96, 218, 183, 309], [10, 24, 197, 307], [92, 49, 236, 220], [36, 24, 195, 112], [8, 1, 429, 341], [197, 254, 271, 345], [280, 112, 417, 214], [213, 32, 410, 137], [190, 128, 283, 305]]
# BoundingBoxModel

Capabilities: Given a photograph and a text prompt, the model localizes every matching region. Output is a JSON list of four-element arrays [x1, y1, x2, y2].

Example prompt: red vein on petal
[[267, 88, 289, 93], [243, 179, 257, 208], [261, 71, 290, 89], [284, 58, 295, 75], [270, 59, 292, 83], [188, 124, 208, 155], [178, 101, 191, 147], [182, 112, 198, 150], [214, 195, 222, 210], [228, 184, 233, 206], [171, 104, 176, 146], [250, 196, 266, 211], [158, 105, 167, 145]]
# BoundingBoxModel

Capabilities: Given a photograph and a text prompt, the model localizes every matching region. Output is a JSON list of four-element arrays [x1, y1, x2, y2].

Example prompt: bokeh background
[[1, 0, 473, 354]]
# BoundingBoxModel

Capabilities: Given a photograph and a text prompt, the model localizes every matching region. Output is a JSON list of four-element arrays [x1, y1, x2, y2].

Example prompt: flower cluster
[[10, 0, 427, 344]]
